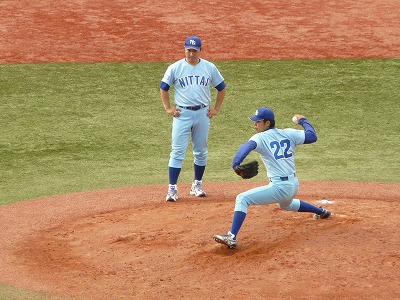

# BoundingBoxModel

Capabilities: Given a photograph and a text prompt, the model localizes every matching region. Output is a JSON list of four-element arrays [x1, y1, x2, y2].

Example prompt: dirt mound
[[0, 181, 399, 299]]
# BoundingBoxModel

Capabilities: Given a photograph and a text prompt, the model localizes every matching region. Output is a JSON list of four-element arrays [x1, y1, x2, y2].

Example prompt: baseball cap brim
[[185, 46, 201, 51], [249, 115, 263, 121]]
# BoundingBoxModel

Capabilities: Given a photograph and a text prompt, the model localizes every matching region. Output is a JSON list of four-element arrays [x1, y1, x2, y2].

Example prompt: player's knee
[[169, 157, 184, 169], [193, 150, 208, 163], [278, 203, 292, 211], [170, 149, 186, 161], [235, 193, 250, 213], [194, 157, 207, 166], [278, 199, 300, 211]]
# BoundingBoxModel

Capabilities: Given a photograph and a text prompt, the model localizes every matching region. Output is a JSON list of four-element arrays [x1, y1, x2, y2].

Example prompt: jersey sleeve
[[249, 134, 261, 152], [160, 81, 170, 91], [211, 64, 225, 88], [298, 118, 317, 144], [284, 129, 306, 146], [215, 81, 226, 91], [232, 140, 257, 169], [161, 64, 174, 86]]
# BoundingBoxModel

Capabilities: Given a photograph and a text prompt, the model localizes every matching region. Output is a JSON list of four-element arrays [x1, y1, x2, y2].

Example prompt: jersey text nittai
[[177, 75, 210, 88]]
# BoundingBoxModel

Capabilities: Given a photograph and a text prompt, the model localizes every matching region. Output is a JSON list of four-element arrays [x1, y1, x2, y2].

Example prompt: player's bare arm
[[160, 89, 181, 117], [208, 85, 226, 118]]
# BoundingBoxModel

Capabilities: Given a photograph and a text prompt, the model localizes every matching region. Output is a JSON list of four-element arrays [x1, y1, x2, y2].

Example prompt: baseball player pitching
[[213, 107, 331, 248], [160, 36, 227, 202]]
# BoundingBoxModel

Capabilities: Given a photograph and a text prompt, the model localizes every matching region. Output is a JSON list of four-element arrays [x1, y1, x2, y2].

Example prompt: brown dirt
[[1, 1, 399, 299], [0, 182, 399, 299], [1, 0, 399, 63]]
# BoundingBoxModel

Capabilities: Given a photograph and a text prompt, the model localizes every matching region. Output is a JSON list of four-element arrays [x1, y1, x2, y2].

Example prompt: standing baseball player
[[213, 107, 331, 248], [160, 35, 227, 202]]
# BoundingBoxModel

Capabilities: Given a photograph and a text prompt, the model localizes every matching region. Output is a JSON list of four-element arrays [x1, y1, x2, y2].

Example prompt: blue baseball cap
[[249, 107, 275, 122], [184, 36, 202, 50]]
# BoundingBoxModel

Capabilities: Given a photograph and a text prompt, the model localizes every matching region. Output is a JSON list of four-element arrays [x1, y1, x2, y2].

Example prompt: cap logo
[[189, 39, 197, 45], [255, 109, 259, 116]]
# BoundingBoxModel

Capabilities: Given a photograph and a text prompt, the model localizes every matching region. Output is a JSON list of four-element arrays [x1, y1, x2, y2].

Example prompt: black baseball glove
[[234, 160, 259, 179]]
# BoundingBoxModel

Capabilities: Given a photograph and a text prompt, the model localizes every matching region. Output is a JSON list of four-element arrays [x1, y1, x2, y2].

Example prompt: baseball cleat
[[190, 180, 206, 197], [166, 185, 178, 202], [314, 208, 331, 219], [213, 231, 237, 249]]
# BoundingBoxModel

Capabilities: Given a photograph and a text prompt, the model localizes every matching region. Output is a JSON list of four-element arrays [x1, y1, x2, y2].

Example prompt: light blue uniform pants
[[169, 106, 210, 168], [235, 174, 301, 213]]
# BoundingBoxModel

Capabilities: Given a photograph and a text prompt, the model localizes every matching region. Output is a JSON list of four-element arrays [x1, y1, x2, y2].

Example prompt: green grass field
[[1, 58, 399, 207], [0, 283, 63, 300]]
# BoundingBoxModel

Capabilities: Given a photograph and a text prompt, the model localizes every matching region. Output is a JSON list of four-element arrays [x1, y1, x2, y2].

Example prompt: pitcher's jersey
[[161, 58, 224, 107], [250, 128, 305, 178]]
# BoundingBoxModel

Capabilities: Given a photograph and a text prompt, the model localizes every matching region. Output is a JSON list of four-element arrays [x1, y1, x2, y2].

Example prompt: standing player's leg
[[190, 108, 210, 197], [166, 110, 192, 201]]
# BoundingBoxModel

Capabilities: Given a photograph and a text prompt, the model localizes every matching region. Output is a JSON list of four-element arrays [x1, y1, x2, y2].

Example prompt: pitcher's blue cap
[[249, 107, 275, 122], [184, 36, 202, 50]]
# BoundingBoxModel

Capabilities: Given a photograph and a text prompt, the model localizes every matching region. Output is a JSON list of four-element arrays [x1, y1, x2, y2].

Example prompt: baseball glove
[[234, 160, 259, 179]]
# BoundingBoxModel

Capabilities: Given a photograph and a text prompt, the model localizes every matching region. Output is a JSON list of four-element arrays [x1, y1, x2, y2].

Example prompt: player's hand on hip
[[166, 107, 181, 118], [207, 108, 219, 119]]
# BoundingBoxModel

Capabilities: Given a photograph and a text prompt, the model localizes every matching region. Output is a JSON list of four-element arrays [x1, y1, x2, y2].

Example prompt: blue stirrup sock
[[230, 211, 247, 238], [194, 164, 206, 181], [168, 167, 181, 185], [298, 200, 323, 214], [169, 164, 205, 184]]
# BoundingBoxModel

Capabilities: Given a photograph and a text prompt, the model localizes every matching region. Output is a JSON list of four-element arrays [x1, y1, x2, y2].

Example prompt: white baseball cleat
[[166, 184, 178, 202], [213, 231, 237, 249], [190, 180, 206, 197]]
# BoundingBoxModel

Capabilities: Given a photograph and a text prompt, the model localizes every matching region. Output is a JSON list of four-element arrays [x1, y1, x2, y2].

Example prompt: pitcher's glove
[[234, 160, 259, 179]]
